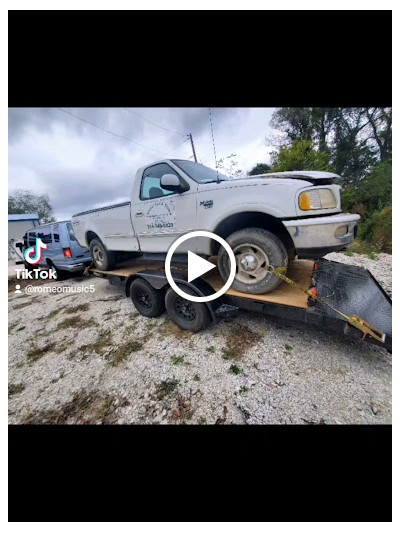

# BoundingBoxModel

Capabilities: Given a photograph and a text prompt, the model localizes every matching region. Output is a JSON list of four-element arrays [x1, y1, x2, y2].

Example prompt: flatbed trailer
[[89, 257, 392, 351]]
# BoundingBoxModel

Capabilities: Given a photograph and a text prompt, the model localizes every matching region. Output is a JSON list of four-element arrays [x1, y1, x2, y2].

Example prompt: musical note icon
[[24, 238, 48, 265]]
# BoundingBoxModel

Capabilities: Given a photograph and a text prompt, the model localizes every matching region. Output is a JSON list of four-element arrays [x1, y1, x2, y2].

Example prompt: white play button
[[187, 250, 216, 283], [165, 230, 236, 303]]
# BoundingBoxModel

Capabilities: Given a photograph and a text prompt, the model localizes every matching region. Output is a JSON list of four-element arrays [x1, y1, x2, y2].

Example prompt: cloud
[[8, 107, 275, 220]]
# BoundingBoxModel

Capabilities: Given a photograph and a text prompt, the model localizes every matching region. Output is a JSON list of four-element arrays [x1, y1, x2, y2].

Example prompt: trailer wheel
[[90, 238, 116, 271], [165, 287, 211, 332], [218, 227, 288, 294], [130, 278, 165, 318]]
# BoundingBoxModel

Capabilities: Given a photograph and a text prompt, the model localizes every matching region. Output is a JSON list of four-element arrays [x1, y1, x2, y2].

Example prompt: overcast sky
[[8, 107, 275, 221]]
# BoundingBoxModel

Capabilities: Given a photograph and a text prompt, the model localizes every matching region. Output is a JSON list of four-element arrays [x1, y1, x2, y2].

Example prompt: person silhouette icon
[[15, 284, 22, 294]]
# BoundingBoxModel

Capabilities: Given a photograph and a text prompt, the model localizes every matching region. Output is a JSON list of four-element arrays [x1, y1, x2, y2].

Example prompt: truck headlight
[[299, 189, 337, 210]]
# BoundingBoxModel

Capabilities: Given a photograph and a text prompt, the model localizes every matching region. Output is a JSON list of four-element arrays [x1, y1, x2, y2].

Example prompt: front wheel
[[218, 228, 288, 295], [165, 287, 211, 332], [90, 238, 116, 271]]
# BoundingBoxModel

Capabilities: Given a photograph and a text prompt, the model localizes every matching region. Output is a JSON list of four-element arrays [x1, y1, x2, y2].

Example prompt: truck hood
[[246, 170, 341, 185]]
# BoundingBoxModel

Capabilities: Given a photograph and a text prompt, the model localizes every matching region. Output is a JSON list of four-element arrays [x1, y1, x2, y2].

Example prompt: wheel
[[165, 286, 211, 332], [218, 227, 288, 295], [90, 238, 116, 271], [130, 278, 165, 318]]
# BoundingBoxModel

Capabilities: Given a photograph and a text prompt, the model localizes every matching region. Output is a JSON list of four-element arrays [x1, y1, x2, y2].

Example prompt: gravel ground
[[8, 252, 392, 425]]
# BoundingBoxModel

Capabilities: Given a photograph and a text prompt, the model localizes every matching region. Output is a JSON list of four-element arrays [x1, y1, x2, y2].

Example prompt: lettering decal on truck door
[[145, 199, 176, 230]]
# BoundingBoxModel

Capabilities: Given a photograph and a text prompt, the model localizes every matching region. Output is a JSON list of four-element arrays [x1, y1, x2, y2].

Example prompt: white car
[[72, 159, 359, 294]]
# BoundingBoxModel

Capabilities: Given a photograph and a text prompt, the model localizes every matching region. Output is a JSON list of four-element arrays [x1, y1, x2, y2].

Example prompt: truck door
[[131, 162, 197, 253]]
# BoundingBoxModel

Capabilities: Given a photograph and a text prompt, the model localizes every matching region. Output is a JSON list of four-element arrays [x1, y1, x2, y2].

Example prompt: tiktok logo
[[24, 238, 48, 265]]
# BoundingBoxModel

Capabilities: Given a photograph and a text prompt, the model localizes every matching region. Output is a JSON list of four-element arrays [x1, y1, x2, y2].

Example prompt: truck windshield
[[172, 160, 229, 183]]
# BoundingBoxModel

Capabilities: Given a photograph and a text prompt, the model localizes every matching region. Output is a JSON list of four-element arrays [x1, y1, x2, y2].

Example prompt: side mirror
[[161, 173, 182, 191]]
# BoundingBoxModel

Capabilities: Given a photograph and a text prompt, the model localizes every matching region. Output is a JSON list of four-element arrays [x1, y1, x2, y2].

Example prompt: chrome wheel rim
[[92, 245, 104, 267], [233, 243, 270, 284]]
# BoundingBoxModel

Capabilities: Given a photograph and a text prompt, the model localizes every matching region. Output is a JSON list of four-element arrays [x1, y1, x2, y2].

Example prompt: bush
[[357, 206, 392, 253]]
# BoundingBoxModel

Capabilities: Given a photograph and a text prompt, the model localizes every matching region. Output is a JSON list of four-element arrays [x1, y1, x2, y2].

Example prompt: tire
[[165, 286, 211, 332], [130, 278, 165, 318], [218, 227, 288, 295], [90, 238, 116, 271]]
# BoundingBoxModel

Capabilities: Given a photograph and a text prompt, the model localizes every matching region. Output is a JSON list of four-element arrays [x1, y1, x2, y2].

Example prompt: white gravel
[[8, 252, 392, 425]]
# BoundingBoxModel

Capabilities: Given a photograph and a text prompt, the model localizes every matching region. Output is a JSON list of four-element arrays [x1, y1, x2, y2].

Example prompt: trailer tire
[[90, 238, 116, 271], [130, 278, 165, 318], [165, 287, 211, 332], [218, 227, 288, 294]]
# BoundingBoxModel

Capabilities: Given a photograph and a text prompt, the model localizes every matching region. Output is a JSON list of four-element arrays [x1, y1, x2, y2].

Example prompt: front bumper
[[283, 213, 360, 258]]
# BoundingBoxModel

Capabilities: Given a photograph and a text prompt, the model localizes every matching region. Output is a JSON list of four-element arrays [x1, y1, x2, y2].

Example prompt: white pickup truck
[[72, 159, 360, 294]]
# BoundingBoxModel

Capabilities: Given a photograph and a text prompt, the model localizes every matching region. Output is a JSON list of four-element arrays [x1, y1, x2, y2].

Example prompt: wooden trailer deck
[[93, 258, 315, 309]]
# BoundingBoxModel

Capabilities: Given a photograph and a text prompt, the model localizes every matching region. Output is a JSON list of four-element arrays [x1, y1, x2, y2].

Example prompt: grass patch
[[78, 329, 113, 355], [106, 340, 143, 367], [55, 342, 70, 354], [27, 342, 56, 362], [158, 318, 193, 340], [367, 251, 378, 260], [12, 301, 33, 310], [47, 309, 61, 319], [102, 309, 119, 317], [21, 390, 119, 425], [222, 324, 262, 360], [58, 315, 94, 329], [64, 303, 90, 314], [284, 344, 293, 351], [16, 325, 26, 332], [198, 417, 207, 425], [8, 383, 25, 397], [344, 250, 354, 257], [156, 379, 179, 400], [8, 321, 21, 334], [170, 354, 185, 366], [206, 346, 216, 354], [193, 374, 200, 382], [229, 364, 243, 375]]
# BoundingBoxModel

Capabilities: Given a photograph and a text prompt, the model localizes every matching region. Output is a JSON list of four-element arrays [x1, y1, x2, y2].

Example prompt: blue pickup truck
[[23, 221, 92, 279]]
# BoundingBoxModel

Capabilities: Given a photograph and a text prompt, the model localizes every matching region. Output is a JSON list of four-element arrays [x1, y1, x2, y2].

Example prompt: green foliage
[[248, 162, 272, 176], [358, 206, 392, 253], [341, 160, 392, 214], [8, 189, 56, 223], [270, 139, 332, 173], [268, 108, 392, 254]]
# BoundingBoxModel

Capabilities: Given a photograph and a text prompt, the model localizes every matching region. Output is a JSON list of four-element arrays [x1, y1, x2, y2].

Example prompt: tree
[[270, 139, 332, 173], [8, 190, 56, 223], [269, 107, 392, 184], [216, 154, 243, 179], [248, 163, 271, 176]]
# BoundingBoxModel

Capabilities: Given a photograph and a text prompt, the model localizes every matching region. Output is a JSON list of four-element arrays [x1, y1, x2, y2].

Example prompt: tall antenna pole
[[188, 133, 198, 163]]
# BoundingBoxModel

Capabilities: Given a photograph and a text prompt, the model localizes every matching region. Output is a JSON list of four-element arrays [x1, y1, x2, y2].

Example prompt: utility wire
[[57, 107, 170, 156], [123, 107, 186, 138], [165, 136, 190, 156], [208, 107, 220, 181]]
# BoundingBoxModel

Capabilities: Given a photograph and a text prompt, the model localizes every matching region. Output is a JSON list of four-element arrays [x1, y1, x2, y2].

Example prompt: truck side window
[[140, 163, 180, 201]]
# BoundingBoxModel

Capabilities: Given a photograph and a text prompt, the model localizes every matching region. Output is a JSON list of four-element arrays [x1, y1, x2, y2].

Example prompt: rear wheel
[[48, 261, 68, 281], [218, 227, 288, 294], [90, 238, 116, 271], [130, 278, 165, 317], [165, 287, 211, 332]]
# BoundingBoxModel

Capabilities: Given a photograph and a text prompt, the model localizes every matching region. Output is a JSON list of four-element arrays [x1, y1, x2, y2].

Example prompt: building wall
[[8, 220, 38, 241]]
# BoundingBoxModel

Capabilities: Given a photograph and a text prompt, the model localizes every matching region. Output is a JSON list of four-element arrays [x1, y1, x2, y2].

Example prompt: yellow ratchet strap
[[266, 265, 385, 344]]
